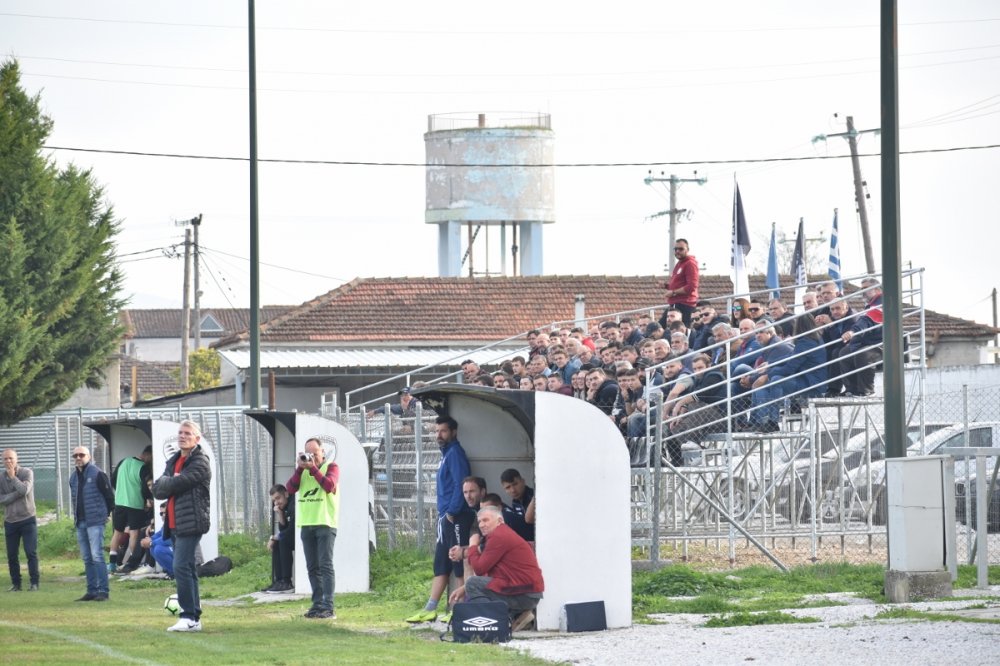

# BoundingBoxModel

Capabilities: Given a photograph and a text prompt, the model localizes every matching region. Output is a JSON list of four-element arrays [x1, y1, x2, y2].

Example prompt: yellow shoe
[[404, 609, 437, 623], [439, 610, 452, 624]]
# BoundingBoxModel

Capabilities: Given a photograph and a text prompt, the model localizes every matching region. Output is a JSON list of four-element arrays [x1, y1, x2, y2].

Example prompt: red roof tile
[[212, 275, 998, 347]]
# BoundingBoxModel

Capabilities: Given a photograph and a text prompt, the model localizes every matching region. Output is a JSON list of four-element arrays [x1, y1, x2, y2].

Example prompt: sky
[[3, 1, 998, 328]]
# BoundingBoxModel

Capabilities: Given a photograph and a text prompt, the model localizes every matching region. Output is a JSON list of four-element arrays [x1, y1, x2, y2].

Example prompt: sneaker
[[7, 585, 22, 592], [167, 618, 202, 632], [93, 594, 109, 602], [404, 608, 438, 623], [29, 584, 39, 591], [107, 562, 117, 574], [439, 610, 452, 624], [511, 610, 535, 632], [132, 565, 156, 576], [75, 593, 96, 602], [269, 580, 293, 593], [307, 609, 335, 619], [115, 565, 137, 576]]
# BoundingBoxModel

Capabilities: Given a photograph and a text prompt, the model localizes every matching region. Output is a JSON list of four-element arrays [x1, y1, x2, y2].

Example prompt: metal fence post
[[651, 390, 663, 565], [384, 407, 395, 550], [414, 401, 424, 550]]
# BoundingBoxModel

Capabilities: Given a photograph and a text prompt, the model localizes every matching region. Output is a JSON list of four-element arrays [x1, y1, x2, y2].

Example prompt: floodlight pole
[[248, 0, 261, 408]]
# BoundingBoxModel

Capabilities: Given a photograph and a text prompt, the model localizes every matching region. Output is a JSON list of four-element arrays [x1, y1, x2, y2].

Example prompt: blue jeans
[[5, 517, 40, 587], [300, 525, 337, 612], [173, 535, 202, 620], [76, 524, 109, 596]]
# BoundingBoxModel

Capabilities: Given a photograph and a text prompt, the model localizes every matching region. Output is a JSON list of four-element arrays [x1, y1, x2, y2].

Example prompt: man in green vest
[[109, 445, 152, 574], [286, 437, 340, 620]]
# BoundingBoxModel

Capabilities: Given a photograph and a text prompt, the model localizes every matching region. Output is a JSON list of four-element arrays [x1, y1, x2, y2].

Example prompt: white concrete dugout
[[414, 385, 632, 631], [246, 411, 370, 594], [84, 419, 221, 561]]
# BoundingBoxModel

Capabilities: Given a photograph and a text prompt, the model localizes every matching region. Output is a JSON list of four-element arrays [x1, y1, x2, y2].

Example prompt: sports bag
[[447, 601, 512, 643]]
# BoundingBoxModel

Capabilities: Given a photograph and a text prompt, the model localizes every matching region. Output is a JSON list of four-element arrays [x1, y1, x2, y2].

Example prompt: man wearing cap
[[660, 238, 700, 327]]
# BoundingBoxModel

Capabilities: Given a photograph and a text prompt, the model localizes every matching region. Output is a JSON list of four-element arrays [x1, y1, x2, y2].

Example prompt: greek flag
[[828, 209, 843, 290]]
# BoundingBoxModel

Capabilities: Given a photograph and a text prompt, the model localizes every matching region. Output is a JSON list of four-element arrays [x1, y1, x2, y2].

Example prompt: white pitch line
[[0, 620, 166, 666]]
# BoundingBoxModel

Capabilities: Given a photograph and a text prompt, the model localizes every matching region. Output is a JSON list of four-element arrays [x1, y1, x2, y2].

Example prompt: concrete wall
[[57, 357, 121, 409]]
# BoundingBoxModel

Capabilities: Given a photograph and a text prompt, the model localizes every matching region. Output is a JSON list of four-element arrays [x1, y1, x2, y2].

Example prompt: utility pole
[[993, 287, 998, 365], [644, 172, 707, 271], [778, 223, 826, 274], [192, 214, 203, 351], [813, 115, 879, 274], [180, 228, 192, 389]]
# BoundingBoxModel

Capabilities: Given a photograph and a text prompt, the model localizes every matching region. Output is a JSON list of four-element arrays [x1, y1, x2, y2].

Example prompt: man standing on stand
[[69, 447, 114, 602], [2, 449, 39, 592], [154, 420, 212, 632], [286, 437, 340, 619], [661, 238, 700, 327]]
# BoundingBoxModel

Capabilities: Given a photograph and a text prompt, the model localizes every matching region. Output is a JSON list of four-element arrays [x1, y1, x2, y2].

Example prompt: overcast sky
[[4, 1, 998, 326]]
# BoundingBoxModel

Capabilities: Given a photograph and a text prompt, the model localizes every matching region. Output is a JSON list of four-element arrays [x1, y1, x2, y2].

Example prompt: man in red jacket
[[661, 238, 700, 327], [449, 505, 544, 632]]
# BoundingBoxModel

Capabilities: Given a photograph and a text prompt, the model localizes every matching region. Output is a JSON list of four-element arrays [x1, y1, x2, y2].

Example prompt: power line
[[200, 246, 351, 283], [42, 142, 1000, 168]]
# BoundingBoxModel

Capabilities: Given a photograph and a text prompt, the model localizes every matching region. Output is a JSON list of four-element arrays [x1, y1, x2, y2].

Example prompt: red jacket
[[667, 254, 699, 306], [469, 523, 544, 595]]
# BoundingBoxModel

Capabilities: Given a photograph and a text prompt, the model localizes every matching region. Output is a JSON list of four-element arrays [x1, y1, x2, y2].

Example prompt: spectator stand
[[84, 419, 221, 561], [245, 411, 371, 594], [411, 383, 632, 631]]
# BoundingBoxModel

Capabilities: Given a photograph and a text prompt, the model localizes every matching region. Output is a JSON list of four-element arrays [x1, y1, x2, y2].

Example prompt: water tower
[[425, 112, 555, 277]]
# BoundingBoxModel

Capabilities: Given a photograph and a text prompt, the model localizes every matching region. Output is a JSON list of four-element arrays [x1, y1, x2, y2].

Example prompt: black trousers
[[271, 535, 294, 583]]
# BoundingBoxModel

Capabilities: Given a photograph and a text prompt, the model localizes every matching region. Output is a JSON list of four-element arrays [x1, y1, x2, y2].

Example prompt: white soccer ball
[[164, 593, 180, 615]]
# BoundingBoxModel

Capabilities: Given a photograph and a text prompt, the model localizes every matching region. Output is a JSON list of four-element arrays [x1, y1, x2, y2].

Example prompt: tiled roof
[[118, 356, 183, 400], [212, 275, 998, 347], [121, 307, 293, 339]]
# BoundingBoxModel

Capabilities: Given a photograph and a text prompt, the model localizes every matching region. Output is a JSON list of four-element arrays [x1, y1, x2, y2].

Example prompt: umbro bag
[[449, 601, 512, 643]]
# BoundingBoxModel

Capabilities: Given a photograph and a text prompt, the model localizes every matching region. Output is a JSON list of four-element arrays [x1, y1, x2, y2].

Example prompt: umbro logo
[[303, 488, 320, 498], [463, 616, 498, 628]]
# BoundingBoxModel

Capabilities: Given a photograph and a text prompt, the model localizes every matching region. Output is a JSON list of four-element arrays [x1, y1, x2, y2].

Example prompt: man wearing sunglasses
[[69, 447, 115, 601], [660, 238, 699, 327]]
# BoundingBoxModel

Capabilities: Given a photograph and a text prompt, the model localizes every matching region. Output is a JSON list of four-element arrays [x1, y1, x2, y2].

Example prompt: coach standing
[[2, 449, 40, 592], [154, 420, 211, 632], [69, 447, 114, 601]]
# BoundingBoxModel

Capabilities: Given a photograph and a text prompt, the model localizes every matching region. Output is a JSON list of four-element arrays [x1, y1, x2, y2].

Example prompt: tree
[[170, 348, 222, 392], [0, 60, 125, 425]]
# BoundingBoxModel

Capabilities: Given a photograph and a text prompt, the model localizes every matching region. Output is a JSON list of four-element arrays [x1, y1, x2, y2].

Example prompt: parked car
[[842, 422, 1000, 528]]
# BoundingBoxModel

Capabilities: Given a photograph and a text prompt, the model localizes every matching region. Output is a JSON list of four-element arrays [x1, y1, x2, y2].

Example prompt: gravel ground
[[509, 590, 1000, 666]]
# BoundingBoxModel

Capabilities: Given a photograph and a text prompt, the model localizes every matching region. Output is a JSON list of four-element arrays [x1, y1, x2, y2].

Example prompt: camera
[[298, 452, 313, 464]]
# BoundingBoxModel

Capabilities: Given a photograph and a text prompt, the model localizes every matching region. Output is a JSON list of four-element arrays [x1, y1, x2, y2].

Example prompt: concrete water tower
[[425, 112, 555, 277]]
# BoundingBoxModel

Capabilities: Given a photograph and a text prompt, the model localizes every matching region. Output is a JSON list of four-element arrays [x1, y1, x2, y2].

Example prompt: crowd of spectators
[[389, 279, 886, 462]]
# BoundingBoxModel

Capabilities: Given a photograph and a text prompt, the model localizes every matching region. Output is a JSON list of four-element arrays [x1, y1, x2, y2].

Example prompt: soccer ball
[[164, 594, 180, 615]]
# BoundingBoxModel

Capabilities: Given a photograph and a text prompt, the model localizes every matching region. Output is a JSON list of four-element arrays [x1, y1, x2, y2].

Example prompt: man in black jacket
[[153, 420, 211, 632]]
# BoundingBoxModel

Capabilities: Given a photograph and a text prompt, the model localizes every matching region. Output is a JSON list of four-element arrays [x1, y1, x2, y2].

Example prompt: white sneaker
[[132, 565, 156, 575], [167, 618, 202, 632]]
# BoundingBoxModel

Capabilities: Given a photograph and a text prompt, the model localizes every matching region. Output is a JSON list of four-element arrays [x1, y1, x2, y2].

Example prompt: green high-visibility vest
[[296, 462, 339, 528]]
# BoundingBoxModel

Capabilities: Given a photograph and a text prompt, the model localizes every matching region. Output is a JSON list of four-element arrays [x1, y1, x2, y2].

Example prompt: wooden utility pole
[[812, 115, 879, 274], [644, 173, 707, 271], [192, 214, 203, 351], [180, 228, 192, 389]]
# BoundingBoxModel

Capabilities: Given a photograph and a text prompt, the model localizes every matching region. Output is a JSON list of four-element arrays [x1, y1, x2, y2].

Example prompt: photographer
[[262, 484, 295, 592], [285, 438, 339, 620]]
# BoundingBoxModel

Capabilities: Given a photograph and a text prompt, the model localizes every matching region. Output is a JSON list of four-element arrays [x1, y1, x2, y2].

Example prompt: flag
[[792, 217, 807, 312], [766, 222, 780, 301], [731, 182, 751, 297], [828, 208, 843, 290]]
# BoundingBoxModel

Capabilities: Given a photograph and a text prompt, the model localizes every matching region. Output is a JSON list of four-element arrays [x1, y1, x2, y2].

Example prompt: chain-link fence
[[0, 406, 274, 538], [632, 384, 1000, 568]]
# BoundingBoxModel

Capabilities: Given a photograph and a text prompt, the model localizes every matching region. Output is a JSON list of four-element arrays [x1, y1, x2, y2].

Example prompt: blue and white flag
[[731, 182, 751, 297], [766, 222, 780, 301], [828, 208, 843, 290]]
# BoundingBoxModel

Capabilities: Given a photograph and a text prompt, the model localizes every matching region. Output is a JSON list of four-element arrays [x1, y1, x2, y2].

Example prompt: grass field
[[3, 516, 999, 663]]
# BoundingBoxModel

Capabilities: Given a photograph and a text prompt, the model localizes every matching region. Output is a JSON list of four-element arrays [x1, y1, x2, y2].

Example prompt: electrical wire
[[200, 245, 351, 283], [42, 142, 1000, 168]]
